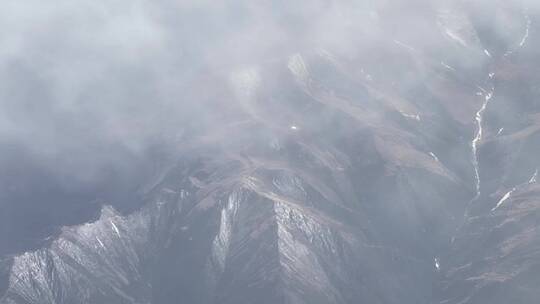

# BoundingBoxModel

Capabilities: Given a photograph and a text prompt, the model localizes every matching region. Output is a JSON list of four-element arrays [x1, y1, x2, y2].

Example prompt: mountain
[[1, 1, 540, 303]]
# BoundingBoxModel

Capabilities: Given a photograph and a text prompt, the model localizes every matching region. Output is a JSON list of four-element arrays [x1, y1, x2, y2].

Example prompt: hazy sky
[[0, 0, 536, 254], [0, 0, 534, 170]]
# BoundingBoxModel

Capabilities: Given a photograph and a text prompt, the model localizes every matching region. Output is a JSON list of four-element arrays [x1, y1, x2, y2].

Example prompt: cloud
[[0, 0, 535, 254]]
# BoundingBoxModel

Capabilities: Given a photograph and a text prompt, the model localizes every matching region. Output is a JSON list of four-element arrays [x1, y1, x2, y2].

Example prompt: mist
[[1, 1, 540, 303]]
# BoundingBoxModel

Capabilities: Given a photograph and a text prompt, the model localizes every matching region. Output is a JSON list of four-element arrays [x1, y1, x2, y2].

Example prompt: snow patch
[[110, 220, 121, 238], [444, 29, 468, 47], [400, 111, 421, 121], [529, 169, 538, 184], [441, 62, 456, 71], [96, 237, 106, 250], [471, 88, 494, 199], [429, 152, 440, 163], [519, 11, 531, 47], [492, 188, 516, 211], [393, 40, 416, 52]]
